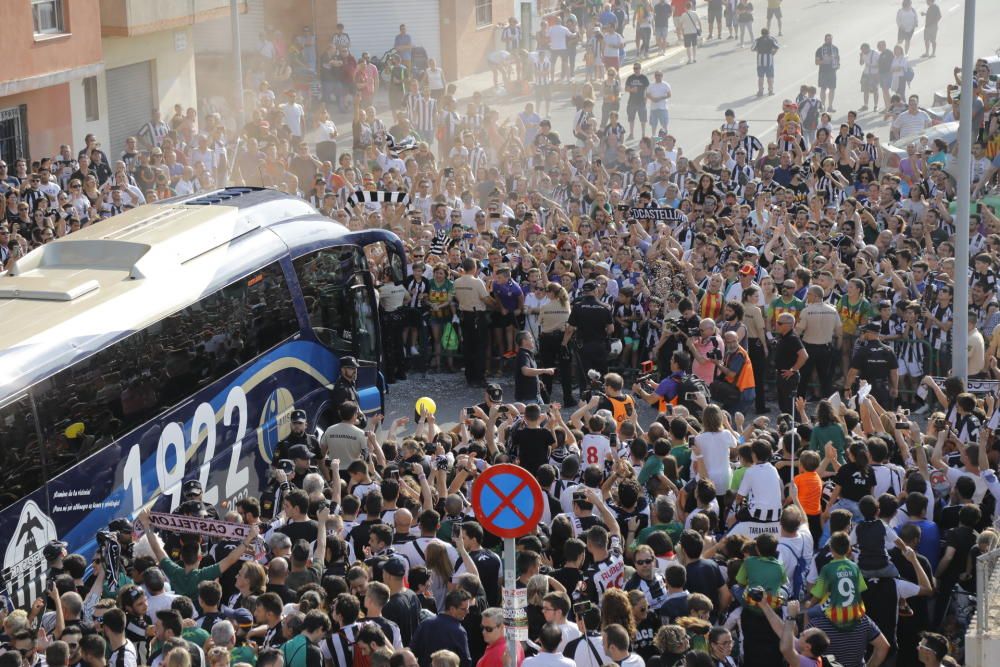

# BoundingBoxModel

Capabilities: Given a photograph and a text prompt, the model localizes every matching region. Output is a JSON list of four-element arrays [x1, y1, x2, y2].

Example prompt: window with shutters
[[32, 0, 65, 35], [475, 0, 493, 27]]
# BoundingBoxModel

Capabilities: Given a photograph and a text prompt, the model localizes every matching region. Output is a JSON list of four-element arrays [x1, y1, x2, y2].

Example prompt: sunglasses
[[482, 625, 498, 632], [635, 559, 654, 565]]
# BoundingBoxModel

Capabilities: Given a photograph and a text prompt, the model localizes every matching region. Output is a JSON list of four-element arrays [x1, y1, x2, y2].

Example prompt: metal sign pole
[[952, 0, 976, 383], [504, 537, 517, 661]]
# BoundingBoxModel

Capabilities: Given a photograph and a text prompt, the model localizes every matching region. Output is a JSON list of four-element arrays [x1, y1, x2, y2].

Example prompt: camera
[[434, 455, 449, 471], [451, 521, 463, 541], [277, 459, 294, 473], [573, 601, 594, 616], [747, 586, 765, 603], [465, 406, 475, 418], [935, 418, 947, 430]]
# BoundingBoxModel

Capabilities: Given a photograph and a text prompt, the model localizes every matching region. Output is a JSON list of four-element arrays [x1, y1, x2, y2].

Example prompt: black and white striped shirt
[[406, 95, 437, 135], [738, 134, 764, 162]]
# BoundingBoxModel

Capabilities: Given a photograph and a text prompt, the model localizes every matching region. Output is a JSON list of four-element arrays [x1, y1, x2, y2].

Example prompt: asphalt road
[[381, 0, 999, 430]]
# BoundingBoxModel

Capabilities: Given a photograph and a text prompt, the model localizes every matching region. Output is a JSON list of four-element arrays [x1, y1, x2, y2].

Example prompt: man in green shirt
[[281, 610, 331, 667], [768, 280, 805, 331], [138, 509, 257, 599], [632, 496, 684, 549]]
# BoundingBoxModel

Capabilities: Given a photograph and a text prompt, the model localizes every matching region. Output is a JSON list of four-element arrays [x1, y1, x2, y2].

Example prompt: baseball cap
[[383, 557, 408, 577], [288, 444, 312, 460], [582, 280, 597, 292], [878, 300, 892, 309], [109, 518, 133, 533], [225, 607, 255, 628], [744, 246, 759, 255], [341, 356, 360, 368], [43, 540, 68, 561], [863, 322, 882, 333], [290, 409, 307, 423], [182, 479, 203, 495]]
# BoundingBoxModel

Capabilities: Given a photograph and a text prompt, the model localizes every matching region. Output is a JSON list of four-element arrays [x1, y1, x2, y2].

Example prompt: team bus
[[0, 187, 404, 605]]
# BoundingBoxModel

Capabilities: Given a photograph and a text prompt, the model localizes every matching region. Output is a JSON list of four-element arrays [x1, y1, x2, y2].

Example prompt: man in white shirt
[[546, 17, 577, 82], [602, 624, 644, 667], [280, 90, 306, 139], [524, 624, 576, 667], [539, 592, 582, 652], [646, 71, 672, 136], [890, 95, 931, 139]]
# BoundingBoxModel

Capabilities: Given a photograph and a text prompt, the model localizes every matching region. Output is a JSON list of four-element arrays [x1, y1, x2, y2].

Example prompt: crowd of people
[[3, 0, 1000, 666]]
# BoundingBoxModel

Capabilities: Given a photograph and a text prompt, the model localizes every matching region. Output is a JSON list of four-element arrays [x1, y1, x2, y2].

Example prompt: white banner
[[930, 376, 1000, 395], [147, 512, 251, 540]]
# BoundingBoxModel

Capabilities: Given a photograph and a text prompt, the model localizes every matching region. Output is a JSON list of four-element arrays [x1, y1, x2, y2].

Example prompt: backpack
[[779, 540, 809, 600], [678, 374, 711, 416]]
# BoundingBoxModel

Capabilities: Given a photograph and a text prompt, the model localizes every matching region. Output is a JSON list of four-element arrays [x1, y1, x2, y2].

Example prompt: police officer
[[330, 356, 367, 429], [178, 479, 220, 519], [453, 257, 495, 387], [844, 321, 899, 408], [563, 280, 614, 388], [796, 285, 842, 399], [378, 266, 408, 383], [274, 409, 326, 470]]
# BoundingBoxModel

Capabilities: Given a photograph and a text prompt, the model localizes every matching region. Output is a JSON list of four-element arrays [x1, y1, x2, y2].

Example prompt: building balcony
[[100, 0, 246, 37]]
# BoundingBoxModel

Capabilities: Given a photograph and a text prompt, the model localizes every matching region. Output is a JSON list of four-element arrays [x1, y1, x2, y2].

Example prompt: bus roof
[[0, 188, 344, 399]]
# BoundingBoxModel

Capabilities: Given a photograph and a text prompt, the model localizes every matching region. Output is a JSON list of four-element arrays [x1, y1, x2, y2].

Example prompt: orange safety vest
[[731, 345, 755, 391], [606, 394, 637, 429]]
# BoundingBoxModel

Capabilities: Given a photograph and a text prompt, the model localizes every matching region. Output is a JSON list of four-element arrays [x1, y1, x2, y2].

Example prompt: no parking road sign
[[470, 464, 544, 538]]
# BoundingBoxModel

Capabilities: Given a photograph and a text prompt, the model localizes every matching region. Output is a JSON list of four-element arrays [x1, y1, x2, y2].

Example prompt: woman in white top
[[889, 45, 909, 98], [422, 59, 447, 100], [693, 405, 737, 497]]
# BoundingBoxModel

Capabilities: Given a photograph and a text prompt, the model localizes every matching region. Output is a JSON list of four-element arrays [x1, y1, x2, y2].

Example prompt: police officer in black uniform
[[273, 409, 325, 470], [844, 321, 899, 408], [329, 356, 367, 429], [178, 479, 220, 519], [562, 280, 614, 389]]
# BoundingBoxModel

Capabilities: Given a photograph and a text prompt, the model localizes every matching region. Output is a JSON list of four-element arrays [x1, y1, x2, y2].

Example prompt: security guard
[[273, 409, 326, 470], [563, 280, 614, 387], [773, 313, 808, 415], [378, 267, 408, 383], [845, 321, 899, 408], [453, 257, 495, 387], [796, 285, 842, 399], [331, 357, 367, 429]]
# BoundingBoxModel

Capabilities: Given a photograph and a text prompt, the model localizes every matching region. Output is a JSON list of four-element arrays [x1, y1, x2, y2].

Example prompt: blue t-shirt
[[654, 371, 685, 402], [492, 279, 523, 312]]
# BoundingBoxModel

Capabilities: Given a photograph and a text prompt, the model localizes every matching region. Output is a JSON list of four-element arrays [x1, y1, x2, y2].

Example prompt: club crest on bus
[[4, 500, 57, 570], [258, 386, 294, 461]]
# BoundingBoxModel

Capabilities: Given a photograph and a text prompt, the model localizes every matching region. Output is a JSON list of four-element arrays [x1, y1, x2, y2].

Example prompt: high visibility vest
[[605, 394, 636, 428], [731, 346, 755, 391]]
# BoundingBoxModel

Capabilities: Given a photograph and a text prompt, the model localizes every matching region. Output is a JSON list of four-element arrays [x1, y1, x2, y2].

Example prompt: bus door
[[349, 271, 383, 418], [291, 245, 383, 425]]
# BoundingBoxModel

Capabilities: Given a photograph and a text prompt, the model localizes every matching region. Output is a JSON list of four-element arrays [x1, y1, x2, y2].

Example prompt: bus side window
[[29, 262, 299, 489], [293, 246, 364, 353], [0, 396, 42, 511]]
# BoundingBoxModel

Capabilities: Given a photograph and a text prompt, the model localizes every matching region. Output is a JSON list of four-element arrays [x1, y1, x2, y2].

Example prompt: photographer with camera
[[710, 331, 756, 415], [573, 372, 637, 433], [686, 318, 724, 385]]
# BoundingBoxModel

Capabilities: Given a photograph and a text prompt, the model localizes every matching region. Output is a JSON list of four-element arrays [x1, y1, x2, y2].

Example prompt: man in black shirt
[[383, 557, 422, 644], [273, 410, 325, 468], [624, 62, 650, 139], [329, 357, 367, 429], [460, 522, 503, 606], [511, 404, 556, 476], [514, 332, 554, 404], [564, 281, 614, 389], [845, 321, 898, 408], [772, 312, 808, 414]]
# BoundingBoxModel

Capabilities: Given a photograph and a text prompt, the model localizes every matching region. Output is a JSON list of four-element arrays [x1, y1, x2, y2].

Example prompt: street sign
[[470, 464, 544, 539]]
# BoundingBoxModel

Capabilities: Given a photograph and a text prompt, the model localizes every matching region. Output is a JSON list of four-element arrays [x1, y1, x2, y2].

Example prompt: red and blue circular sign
[[470, 464, 544, 539]]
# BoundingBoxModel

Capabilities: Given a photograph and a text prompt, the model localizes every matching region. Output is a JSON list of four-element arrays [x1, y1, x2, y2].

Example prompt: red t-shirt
[[672, 0, 689, 16], [477, 638, 524, 667]]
